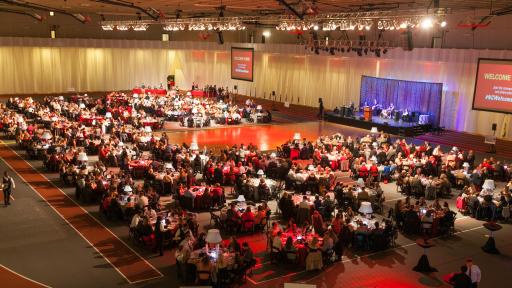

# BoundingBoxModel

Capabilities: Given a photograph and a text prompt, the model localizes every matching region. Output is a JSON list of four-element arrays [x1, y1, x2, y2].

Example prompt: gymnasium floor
[[0, 119, 511, 288]]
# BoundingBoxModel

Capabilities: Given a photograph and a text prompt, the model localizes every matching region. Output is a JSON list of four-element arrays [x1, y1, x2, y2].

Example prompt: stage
[[325, 111, 432, 137]]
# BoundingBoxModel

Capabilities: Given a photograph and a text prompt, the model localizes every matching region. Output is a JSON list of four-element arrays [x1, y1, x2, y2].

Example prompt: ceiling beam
[[0, 0, 89, 23], [0, 7, 43, 21], [276, 0, 303, 20], [92, 0, 162, 20]]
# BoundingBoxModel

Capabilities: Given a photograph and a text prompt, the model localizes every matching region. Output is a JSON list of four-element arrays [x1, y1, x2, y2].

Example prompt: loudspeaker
[[492, 123, 497, 131], [216, 31, 224, 45], [234, 85, 237, 90]]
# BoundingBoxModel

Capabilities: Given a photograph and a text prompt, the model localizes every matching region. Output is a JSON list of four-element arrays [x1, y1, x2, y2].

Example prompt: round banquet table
[[132, 88, 167, 95], [80, 116, 104, 126], [280, 232, 323, 266], [128, 159, 153, 169]]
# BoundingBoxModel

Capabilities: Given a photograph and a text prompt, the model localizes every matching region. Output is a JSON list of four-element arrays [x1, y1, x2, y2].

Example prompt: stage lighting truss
[[304, 39, 392, 57], [100, 8, 448, 33]]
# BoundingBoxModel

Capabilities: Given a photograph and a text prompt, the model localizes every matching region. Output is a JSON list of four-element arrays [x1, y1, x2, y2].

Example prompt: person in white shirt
[[466, 258, 481, 287], [137, 193, 149, 209], [272, 231, 284, 253], [130, 212, 142, 229]]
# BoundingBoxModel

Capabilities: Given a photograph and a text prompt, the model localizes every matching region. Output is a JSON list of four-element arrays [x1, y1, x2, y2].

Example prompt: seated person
[[241, 207, 255, 230]]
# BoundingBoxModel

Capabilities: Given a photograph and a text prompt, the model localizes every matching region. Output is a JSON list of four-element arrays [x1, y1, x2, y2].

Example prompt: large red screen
[[231, 47, 254, 82], [473, 58, 512, 114]]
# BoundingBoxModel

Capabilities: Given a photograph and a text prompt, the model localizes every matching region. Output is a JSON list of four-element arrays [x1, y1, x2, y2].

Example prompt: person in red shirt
[[369, 163, 379, 180], [241, 207, 255, 231], [358, 163, 369, 179]]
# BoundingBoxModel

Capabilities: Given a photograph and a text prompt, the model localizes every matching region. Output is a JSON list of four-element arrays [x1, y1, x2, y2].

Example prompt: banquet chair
[[285, 250, 298, 263], [354, 233, 370, 250], [242, 219, 255, 233], [370, 233, 388, 251], [305, 250, 323, 271]]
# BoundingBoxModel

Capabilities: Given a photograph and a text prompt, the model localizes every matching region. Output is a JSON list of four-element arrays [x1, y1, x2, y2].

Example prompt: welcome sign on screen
[[231, 47, 254, 82], [473, 58, 512, 114]]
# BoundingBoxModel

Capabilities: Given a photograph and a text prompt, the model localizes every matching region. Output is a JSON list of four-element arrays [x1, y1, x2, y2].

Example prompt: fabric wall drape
[[0, 41, 511, 139]]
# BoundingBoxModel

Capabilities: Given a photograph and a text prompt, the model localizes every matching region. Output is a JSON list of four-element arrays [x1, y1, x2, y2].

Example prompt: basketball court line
[[0, 264, 51, 288], [0, 141, 163, 284]]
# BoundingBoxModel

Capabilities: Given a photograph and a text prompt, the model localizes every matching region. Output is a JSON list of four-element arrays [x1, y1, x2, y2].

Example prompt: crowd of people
[[3, 92, 511, 287]]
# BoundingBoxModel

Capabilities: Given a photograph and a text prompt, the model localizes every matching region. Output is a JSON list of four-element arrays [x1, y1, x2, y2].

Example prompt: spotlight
[[440, 21, 447, 27], [421, 17, 434, 29]]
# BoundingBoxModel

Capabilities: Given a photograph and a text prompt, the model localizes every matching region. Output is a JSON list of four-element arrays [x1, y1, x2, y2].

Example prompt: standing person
[[3, 171, 15, 206], [449, 266, 472, 288], [154, 216, 167, 256], [318, 98, 324, 120], [466, 258, 481, 287]]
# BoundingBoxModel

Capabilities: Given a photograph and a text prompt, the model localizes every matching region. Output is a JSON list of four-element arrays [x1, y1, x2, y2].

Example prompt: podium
[[364, 107, 372, 121]]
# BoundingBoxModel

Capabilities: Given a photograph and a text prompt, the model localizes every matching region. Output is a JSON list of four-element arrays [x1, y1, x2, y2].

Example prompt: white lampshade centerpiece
[[359, 201, 373, 219], [77, 152, 88, 163], [205, 229, 223, 256], [482, 179, 495, 190], [41, 131, 53, 140], [190, 142, 199, 151], [124, 185, 133, 194]]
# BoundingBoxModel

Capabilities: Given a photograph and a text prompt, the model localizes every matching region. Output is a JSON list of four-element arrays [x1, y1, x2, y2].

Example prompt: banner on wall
[[231, 47, 254, 82], [472, 58, 512, 114]]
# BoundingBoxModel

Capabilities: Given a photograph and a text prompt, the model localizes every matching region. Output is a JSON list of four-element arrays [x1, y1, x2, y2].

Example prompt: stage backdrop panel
[[360, 76, 443, 127]]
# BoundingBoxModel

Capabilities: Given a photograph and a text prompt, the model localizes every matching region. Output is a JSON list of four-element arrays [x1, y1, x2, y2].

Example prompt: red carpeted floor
[[0, 142, 163, 284]]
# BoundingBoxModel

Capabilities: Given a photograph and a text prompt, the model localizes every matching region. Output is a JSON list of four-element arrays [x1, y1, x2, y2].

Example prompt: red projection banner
[[231, 47, 254, 82], [473, 58, 512, 114]]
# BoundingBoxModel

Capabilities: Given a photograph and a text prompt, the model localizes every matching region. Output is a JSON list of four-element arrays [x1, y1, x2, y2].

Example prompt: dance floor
[[163, 121, 367, 151]]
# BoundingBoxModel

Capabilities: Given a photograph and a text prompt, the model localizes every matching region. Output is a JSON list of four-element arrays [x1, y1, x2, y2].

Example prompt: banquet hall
[[1, 1, 512, 288]]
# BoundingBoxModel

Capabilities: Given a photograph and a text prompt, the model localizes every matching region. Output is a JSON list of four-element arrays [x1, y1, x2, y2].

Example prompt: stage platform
[[325, 112, 432, 137]]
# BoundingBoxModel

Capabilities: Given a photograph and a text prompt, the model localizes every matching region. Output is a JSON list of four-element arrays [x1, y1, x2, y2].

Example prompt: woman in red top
[[241, 207, 255, 230]]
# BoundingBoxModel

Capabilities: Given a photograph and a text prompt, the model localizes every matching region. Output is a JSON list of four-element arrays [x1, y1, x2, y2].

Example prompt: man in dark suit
[[449, 266, 472, 288]]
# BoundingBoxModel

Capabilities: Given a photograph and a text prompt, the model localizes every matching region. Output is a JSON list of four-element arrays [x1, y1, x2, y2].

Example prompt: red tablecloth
[[142, 120, 159, 129], [290, 149, 300, 160], [132, 88, 167, 95], [128, 160, 152, 168], [79, 116, 104, 126], [191, 90, 204, 97]]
